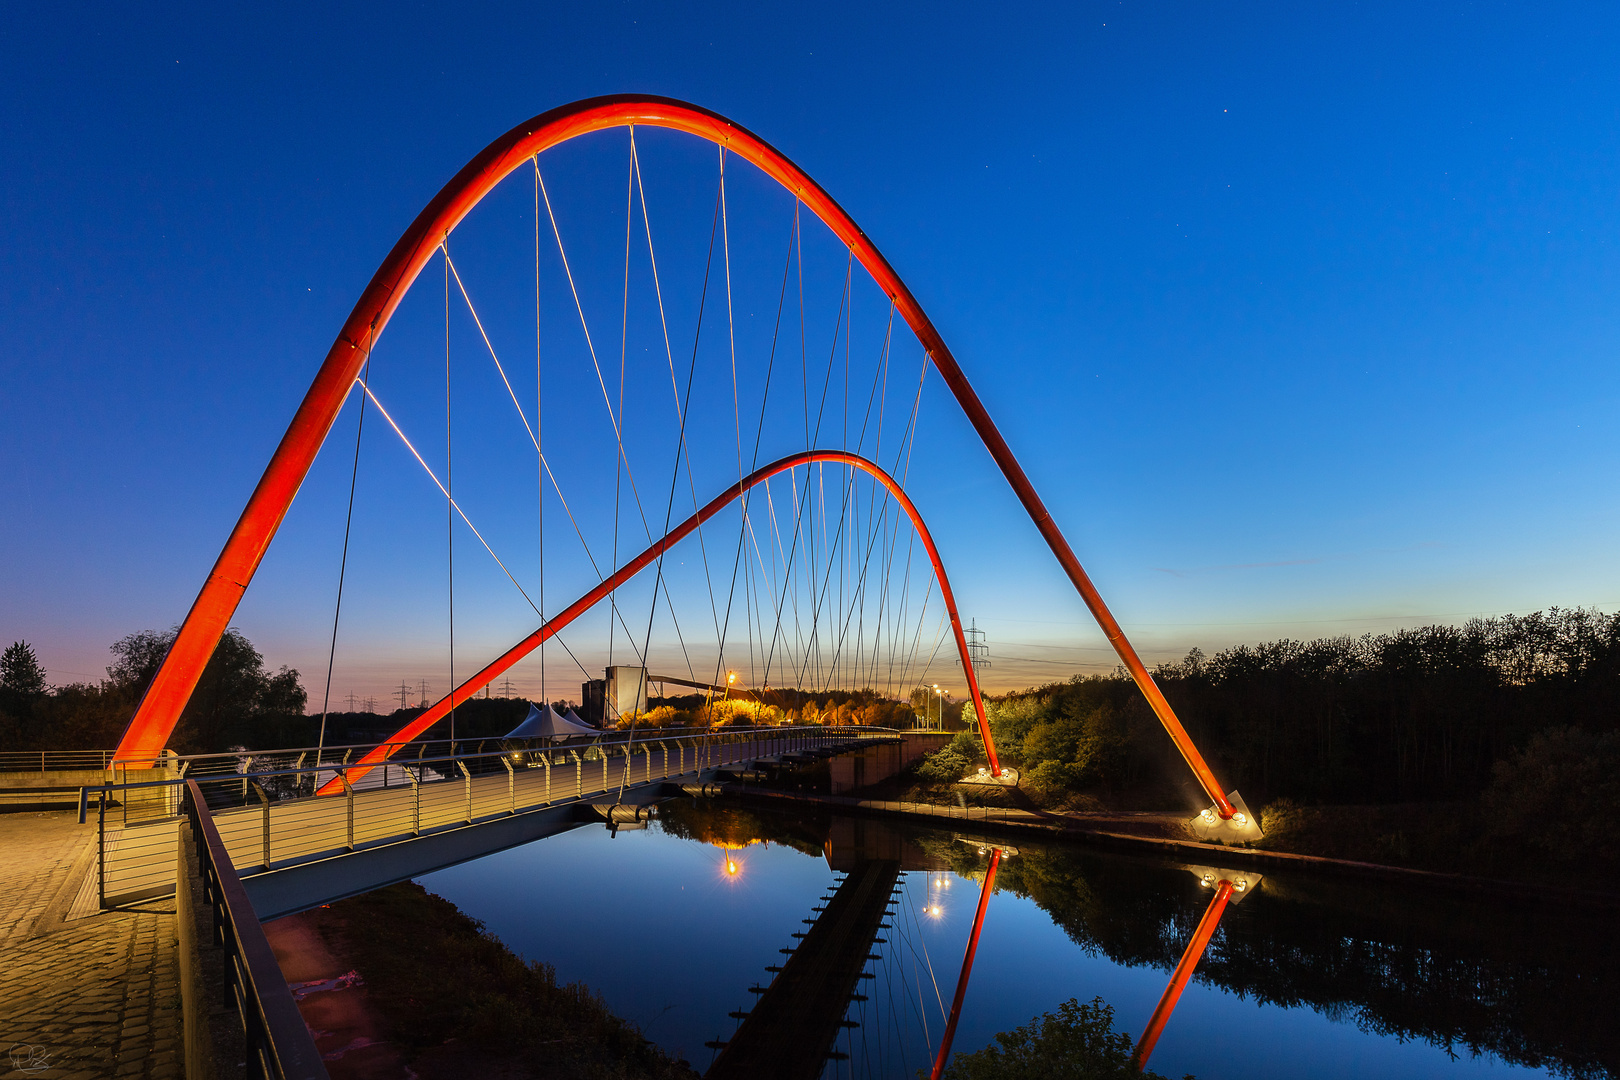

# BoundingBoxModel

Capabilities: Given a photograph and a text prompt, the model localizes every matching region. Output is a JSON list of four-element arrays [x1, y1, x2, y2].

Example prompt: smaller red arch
[[319, 449, 999, 794]]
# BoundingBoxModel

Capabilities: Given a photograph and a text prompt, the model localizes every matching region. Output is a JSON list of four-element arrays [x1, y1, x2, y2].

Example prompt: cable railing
[[89, 725, 894, 908], [183, 779, 329, 1080]]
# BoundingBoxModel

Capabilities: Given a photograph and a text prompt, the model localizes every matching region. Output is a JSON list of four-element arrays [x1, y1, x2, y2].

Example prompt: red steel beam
[[929, 847, 1002, 1080], [316, 450, 998, 794], [1132, 878, 1235, 1071], [111, 95, 1232, 816]]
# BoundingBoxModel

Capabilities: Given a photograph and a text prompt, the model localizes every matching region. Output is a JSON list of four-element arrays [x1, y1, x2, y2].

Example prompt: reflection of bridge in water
[[706, 814, 1008, 1080]]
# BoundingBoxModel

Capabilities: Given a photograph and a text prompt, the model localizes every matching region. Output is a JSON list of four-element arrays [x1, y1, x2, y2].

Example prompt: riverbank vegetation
[[908, 608, 1620, 889], [306, 881, 696, 1079]]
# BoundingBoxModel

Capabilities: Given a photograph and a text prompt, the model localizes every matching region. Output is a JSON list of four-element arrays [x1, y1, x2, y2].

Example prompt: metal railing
[[0, 749, 118, 772], [109, 724, 855, 777], [184, 779, 329, 1080], [90, 725, 893, 907]]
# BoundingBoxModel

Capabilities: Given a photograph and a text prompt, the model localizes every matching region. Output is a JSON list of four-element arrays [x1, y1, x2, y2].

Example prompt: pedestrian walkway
[[0, 811, 180, 1080]]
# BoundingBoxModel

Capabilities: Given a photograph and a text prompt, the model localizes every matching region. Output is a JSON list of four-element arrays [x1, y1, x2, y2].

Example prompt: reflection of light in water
[[715, 845, 744, 882], [925, 871, 951, 918]]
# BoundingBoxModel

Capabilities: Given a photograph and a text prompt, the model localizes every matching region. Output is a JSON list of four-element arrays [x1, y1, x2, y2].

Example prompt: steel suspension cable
[[316, 322, 374, 766], [632, 134, 725, 660], [631, 163, 725, 749]]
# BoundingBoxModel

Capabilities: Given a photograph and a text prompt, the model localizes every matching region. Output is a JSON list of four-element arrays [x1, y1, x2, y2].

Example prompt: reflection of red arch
[[112, 95, 1233, 817], [318, 450, 992, 793]]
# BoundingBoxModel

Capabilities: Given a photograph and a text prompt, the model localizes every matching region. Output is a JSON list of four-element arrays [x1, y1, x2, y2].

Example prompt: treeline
[[1, 631, 308, 754], [0, 629, 924, 756], [980, 608, 1620, 807]]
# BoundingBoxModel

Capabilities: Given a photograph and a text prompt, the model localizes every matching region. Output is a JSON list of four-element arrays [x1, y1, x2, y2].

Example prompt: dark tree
[[1, 641, 48, 697]]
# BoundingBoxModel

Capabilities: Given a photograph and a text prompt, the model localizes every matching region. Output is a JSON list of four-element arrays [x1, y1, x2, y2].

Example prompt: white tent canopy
[[504, 703, 599, 741]]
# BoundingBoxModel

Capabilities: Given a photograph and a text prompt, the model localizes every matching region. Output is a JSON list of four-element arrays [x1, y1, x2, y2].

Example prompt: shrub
[[1483, 726, 1620, 863], [917, 731, 981, 782]]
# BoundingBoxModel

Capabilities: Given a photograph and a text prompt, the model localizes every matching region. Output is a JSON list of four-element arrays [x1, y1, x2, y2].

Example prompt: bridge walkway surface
[[0, 810, 180, 1080]]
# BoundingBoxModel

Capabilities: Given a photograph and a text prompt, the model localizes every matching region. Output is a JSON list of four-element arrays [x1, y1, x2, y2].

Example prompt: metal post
[[541, 754, 551, 803], [405, 765, 420, 836], [341, 775, 355, 851], [97, 790, 107, 910], [569, 750, 582, 798], [502, 756, 515, 814], [251, 780, 271, 870], [457, 760, 473, 823]]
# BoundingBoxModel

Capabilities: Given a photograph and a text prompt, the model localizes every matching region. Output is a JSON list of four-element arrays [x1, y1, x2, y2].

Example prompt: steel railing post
[[457, 760, 473, 823], [250, 780, 271, 870], [541, 754, 551, 803], [405, 766, 420, 836], [340, 776, 355, 851], [96, 790, 106, 910], [502, 756, 515, 814], [568, 750, 582, 798]]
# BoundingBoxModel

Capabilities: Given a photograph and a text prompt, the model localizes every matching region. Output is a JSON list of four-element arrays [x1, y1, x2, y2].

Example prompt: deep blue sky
[[5, 2, 1619, 702]]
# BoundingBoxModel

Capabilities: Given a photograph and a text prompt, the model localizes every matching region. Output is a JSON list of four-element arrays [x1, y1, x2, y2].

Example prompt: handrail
[[0, 749, 118, 772], [109, 723, 899, 771], [183, 779, 329, 1080], [94, 727, 887, 802]]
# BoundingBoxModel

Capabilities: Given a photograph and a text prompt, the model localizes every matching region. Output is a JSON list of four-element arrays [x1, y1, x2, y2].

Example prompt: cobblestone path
[[0, 811, 180, 1080]]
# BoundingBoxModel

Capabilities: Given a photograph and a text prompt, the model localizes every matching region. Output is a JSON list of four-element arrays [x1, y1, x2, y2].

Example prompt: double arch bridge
[[110, 94, 1246, 837]]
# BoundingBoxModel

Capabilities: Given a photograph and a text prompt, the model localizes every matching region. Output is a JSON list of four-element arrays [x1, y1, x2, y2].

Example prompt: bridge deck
[[97, 731, 869, 913]]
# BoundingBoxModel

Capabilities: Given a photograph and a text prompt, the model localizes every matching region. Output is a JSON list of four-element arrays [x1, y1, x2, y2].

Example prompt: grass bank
[[296, 882, 697, 1080]]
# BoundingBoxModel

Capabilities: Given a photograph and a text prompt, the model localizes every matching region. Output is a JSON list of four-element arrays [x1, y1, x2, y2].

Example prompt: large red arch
[[318, 450, 996, 793], [113, 95, 1233, 817]]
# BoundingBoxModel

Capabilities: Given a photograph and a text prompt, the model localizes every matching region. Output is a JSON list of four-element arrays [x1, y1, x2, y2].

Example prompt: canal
[[411, 801, 1614, 1079]]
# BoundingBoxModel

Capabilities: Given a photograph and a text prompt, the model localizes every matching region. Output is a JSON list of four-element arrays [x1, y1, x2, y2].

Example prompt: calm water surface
[[418, 804, 1613, 1080]]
